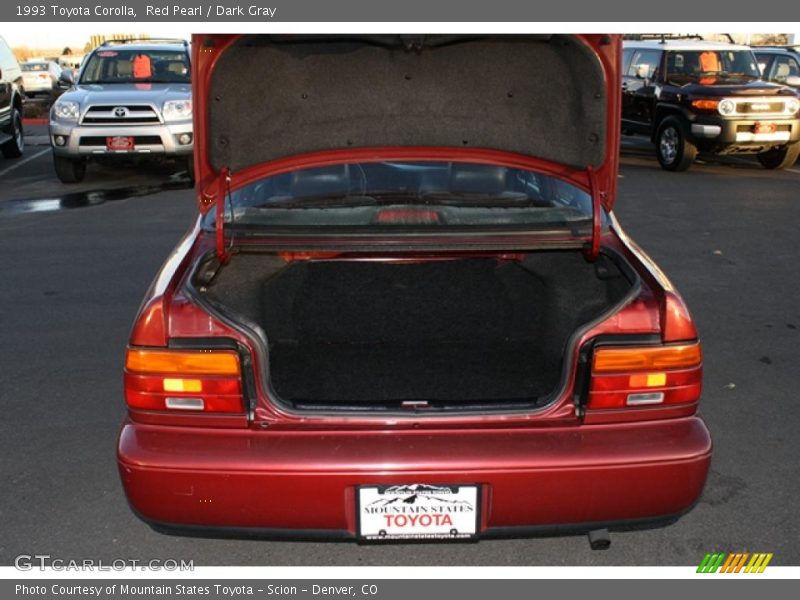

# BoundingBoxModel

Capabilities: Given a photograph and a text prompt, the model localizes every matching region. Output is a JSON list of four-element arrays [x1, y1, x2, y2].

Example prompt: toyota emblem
[[113, 107, 128, 118]]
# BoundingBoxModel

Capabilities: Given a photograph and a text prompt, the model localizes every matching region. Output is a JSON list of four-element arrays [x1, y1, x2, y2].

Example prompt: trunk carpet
[[263, 259, 560, 404], [270, 341, 559, 404]]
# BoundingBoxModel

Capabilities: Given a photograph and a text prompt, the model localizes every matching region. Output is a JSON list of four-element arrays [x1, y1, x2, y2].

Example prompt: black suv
[[622, 38, 800, 171], [0, 35, 24, 159]]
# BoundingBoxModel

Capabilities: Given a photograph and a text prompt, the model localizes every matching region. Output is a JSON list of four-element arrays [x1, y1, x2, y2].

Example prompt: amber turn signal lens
[[593, 343, 702, 373], [125, 348, 240, 376], [628, 372, 667, 388], [691, 99, 720, 111]]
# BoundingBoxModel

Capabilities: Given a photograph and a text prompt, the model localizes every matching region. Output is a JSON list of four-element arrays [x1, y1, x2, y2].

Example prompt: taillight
[[124, 348, 244, 413], [588, 342, 702, 410]]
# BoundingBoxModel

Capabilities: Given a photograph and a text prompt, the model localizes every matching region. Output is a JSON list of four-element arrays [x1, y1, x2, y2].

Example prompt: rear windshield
[[22, 63, 49, 71], [79, 49, 189, 84], [205, 161, 594, 233], [665, 49, 760, 85]]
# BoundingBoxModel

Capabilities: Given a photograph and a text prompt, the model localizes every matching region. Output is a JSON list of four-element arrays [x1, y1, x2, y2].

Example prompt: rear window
[[22, 63, 49, 72], [205, 161, 594, 233], [79, 49, 189, 84]]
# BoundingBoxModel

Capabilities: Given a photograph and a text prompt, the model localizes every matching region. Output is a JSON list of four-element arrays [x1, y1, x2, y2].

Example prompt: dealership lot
[[0, 143, 798, 566]]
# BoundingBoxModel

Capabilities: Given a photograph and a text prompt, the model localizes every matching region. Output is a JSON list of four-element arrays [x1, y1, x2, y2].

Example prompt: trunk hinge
[[584, 165, 603, 262], [215, 166, 232, 263]]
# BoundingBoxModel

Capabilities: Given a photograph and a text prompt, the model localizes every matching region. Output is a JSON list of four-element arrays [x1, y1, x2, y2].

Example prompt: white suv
[[49, 39, 193, 183]]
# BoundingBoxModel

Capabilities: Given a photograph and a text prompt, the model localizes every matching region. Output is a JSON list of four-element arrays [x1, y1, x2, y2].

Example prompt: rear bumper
[[117, 416, 712, 538]]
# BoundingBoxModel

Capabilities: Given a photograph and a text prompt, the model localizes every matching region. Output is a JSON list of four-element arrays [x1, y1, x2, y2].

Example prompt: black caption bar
[[2, 0, 800, 21]]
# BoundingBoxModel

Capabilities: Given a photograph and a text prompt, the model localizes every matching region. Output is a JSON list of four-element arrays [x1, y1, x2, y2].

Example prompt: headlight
[[163, 99, 192, 121], [53, 100, 80, 121], [785, 97, 800, 115], [718, 99, 736, 116]]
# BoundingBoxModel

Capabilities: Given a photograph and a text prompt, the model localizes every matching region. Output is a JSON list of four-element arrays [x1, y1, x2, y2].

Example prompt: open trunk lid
[[190, 34, 621, 258]]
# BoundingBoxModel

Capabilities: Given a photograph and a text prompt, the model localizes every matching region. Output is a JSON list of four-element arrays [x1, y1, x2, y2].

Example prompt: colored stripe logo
[[697, 552, 773, 573]]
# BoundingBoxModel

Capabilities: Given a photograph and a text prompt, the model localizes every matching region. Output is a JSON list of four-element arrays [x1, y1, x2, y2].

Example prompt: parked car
[[0, 35, 24, 159], [753, 46, 800, 89], [49, 38, 193, 183], [20, 60, 62, 97], [118, 34, 711, 544], [622, 37, 800, 170]]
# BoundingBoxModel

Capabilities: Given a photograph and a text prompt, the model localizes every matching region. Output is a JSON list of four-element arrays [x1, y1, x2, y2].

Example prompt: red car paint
[[118, 34, 711, 539]]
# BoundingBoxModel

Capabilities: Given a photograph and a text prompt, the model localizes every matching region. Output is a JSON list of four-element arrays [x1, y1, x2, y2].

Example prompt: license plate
[[754, 122, 778, 134], [357, 484, 479, 541], [106, 136, 135, 151]]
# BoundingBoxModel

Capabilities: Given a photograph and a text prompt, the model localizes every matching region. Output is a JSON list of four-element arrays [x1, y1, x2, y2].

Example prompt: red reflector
[[588, 382, 701, 409]]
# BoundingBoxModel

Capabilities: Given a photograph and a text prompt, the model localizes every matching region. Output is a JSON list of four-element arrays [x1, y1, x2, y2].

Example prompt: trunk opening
[[196, 251, 634, 412]]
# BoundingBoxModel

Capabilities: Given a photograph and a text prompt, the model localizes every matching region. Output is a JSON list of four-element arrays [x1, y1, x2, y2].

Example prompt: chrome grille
[[80, 104, 161, 125], [728, 97, 796, 118]]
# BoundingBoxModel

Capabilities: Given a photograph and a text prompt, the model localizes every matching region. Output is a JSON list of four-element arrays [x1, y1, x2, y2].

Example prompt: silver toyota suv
[[49, 38, 193, 183]]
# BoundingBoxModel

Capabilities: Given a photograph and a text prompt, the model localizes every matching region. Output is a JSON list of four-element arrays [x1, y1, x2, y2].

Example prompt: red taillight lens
[[124, 348, 244, 413], [588, 343, 702, 410]]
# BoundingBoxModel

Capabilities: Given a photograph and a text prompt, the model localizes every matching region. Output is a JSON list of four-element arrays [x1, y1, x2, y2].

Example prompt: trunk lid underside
[[205, 35, 608, 173]]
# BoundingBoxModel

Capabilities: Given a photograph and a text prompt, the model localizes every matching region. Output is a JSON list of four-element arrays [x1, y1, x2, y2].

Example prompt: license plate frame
[[106, 136, 135, 151], [356, 484, 480, 541]]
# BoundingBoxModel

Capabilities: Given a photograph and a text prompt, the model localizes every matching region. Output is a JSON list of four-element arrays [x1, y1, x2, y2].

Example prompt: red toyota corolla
[[117, 34, 711, 544]]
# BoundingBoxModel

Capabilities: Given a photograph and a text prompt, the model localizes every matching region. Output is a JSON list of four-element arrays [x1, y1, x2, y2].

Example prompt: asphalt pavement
[[0, 139, 798, 566]]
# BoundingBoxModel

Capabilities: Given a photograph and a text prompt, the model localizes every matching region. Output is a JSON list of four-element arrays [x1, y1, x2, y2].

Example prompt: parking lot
[[0, 138, 798, 566]]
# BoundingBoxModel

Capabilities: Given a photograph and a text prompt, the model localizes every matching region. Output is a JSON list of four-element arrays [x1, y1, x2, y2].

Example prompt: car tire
[[53, 155, 87, 183], [1, 108, 24, 158], [757, 143, 800, 170], [655, 117, 697, 172]]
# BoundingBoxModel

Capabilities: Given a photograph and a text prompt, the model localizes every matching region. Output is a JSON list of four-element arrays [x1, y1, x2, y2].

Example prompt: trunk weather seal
[[183, 247, 643, 421]]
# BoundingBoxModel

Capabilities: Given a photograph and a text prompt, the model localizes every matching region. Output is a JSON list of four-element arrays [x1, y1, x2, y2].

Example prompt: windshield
[[79, 49, 189, 84], [665, 49, 761, 85], [204, 161, 594, 233]]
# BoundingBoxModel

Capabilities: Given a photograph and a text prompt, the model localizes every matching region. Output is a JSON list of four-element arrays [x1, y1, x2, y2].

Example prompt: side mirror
[[785, 75, 800, 87], [58, 69, 74, 88]]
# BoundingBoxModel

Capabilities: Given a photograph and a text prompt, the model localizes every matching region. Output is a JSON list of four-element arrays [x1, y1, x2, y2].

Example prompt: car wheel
[[655, 117, 697, 172], [1, 108, 24, 158], [53, 155, 87, 183], [757, 143, 800, 170]]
